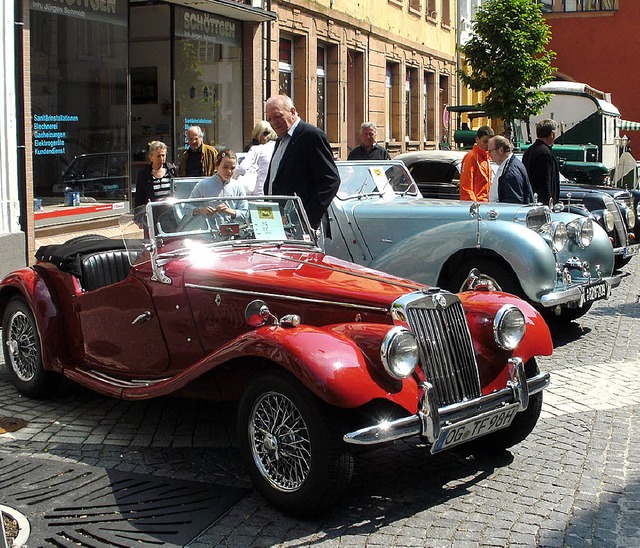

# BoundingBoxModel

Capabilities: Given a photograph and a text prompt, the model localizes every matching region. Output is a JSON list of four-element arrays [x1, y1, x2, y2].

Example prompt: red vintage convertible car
[[0, 196, 552, 516]]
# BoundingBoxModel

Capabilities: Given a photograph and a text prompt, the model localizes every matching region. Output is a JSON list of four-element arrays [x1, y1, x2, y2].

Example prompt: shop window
[[406, 67, 420, 141], [173, 6, 243, 156], [30, 3, 129, 227]]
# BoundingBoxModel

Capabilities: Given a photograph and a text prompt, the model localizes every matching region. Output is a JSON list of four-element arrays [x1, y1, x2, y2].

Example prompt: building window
[[441, 0, 451, 25], [409, 0, 422, 13], [536, 0, 553, 12], [424, 71, 435, 142], [386, 63, 401, 143], [561, 0, 617, 11], [278, 37, 293, 97], [426, 0, 437, 19], [317, 46, 327, 132], [405, 71, 412, 139]]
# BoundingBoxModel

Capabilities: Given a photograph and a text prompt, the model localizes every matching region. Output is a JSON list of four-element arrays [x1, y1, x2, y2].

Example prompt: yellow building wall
[[270, 0, 458, 158]]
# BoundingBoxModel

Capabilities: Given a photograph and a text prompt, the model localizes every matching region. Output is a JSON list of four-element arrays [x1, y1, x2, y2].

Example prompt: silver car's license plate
[[584, 280, 608, 304], [431, 404, 519, 454]]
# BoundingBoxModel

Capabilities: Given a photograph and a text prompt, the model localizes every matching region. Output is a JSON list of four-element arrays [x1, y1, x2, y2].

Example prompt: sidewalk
[[1, 258, 639, 546]]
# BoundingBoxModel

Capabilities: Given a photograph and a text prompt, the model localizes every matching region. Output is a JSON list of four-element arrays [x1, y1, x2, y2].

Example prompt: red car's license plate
[[431, 404, 519, 454]]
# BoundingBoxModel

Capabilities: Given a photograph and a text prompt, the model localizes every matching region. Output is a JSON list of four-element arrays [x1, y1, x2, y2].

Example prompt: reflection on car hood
[[177, 246, 425, 309]]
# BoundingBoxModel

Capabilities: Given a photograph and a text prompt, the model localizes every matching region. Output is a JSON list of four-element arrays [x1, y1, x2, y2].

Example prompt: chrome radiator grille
[[405, 294, 481, 407]]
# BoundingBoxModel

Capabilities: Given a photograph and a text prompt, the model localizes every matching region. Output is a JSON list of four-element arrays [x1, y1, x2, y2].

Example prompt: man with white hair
[[347, 122, 391, 160], [264, 94, 340, 230], [178, 125, 218, 177]]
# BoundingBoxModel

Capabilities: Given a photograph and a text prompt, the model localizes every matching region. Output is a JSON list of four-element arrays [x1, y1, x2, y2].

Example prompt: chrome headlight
[[625, 205, 636, 229], [381, 327, 419, 379], [493, 305, 526, 351], [566, 217, 593, 248], [636, 201, 640, 222], [550, 221, 568, 252], [603, 210, 615, 232]]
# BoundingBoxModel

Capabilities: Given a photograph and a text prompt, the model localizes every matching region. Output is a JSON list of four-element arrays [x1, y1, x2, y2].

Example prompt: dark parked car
[[53, 152, 128, 200], [560, 182, 639, 267], [1, 195, 553, 516]]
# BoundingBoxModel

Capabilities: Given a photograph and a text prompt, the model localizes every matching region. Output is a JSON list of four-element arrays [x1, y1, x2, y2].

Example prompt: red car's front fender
[[458, 290, 553, 393], [0, 267, 69, 372], [116, 322, 420, 413]]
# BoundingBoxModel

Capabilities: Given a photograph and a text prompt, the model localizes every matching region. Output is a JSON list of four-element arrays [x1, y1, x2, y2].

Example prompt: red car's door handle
[[131, 311, 152, 325]]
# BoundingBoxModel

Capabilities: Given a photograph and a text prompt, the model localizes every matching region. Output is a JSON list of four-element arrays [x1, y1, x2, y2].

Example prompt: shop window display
[[30, 0, 128, 227]]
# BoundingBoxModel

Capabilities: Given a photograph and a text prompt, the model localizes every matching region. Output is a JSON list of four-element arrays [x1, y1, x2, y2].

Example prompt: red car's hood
[[177, 245, 424, 309]]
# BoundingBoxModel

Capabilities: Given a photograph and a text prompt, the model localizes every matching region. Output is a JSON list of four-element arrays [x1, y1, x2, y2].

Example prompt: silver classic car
[[325, 161, 620, 323]]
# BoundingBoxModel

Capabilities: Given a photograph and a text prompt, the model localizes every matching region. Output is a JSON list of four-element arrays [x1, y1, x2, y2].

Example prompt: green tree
[[458, 0, 555, 140]]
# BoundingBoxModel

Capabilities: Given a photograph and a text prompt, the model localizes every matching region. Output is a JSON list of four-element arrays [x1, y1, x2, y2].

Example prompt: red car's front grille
[[406, 297, 481, 407]]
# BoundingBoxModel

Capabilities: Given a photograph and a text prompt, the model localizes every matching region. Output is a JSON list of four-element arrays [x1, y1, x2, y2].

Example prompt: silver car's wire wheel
[[6, 309, 39, 382], [249, 391, 312, 492]]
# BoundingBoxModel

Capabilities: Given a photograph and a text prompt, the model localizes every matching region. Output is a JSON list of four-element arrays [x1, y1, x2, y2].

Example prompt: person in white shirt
[[235, 120, 277, 196]]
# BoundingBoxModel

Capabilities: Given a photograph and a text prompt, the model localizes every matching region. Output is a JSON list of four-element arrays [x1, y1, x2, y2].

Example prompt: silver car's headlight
[[550, 221, 568, 252], [566, 217, 593, 248], [603, 210, 615, 232], [493, 305, 526, 351], [381, 327, 419, 379]]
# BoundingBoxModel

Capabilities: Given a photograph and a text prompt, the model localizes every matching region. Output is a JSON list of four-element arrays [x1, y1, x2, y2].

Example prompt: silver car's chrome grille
[[525, 207, 551, 232], [604, 195, 628, 246], [616, 195, 633, 209], [404, 294, 481, 407]]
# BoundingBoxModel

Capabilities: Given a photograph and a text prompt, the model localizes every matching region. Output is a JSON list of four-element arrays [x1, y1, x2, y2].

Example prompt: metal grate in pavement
[[0, 452, 248, 547]]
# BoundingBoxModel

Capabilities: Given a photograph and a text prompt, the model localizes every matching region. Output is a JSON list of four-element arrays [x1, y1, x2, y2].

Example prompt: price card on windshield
[[368, 167, 396, 200], [249, 202, 287, 240]]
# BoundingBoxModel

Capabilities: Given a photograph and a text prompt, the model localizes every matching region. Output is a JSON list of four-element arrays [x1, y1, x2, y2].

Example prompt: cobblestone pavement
[[1, 258, 639, 547]]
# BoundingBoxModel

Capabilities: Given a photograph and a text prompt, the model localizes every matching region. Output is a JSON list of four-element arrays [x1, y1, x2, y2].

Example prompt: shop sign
[[30, 0, 127, 25], [176, 6, 241, 48]]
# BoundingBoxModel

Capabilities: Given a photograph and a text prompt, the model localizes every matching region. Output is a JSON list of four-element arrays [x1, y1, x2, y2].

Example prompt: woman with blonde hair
[[235, 121, 277, 196], [134, 140, 177, 207]]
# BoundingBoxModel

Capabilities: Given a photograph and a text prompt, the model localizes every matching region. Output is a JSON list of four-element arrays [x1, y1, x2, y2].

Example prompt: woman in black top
[[134, 141, 177, 207]]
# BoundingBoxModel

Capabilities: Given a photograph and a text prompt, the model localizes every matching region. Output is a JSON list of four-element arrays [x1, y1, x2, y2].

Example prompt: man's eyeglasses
[[488, 148, 498, 152]]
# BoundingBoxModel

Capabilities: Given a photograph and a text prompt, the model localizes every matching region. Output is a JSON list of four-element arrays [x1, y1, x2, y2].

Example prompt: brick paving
[[1, 258, 639, 546]]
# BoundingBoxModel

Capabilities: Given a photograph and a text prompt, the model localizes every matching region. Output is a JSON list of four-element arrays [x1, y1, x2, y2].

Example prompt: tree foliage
[[458, 0, 556, 134]]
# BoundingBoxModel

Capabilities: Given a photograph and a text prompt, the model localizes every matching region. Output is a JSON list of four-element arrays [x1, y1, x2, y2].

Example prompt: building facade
[[539, 2, 639, 132], [1, 0, 455, 273]]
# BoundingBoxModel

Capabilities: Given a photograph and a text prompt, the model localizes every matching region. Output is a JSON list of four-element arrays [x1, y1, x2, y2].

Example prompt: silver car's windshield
[[336, 161, 420, 199]]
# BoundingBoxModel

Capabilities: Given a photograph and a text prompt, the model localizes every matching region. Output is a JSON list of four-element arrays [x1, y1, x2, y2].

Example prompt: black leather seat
[[80, 249, 142, 291]]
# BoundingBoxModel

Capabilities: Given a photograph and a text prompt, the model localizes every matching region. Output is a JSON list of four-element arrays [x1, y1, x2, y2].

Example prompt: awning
[[618, 119, 640, 131], [165, 0, 277, 22]]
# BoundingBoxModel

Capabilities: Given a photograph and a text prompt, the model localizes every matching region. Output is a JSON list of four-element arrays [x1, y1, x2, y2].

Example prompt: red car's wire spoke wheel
[[6, 309, 39, 382], [249, 391, 312, 491]]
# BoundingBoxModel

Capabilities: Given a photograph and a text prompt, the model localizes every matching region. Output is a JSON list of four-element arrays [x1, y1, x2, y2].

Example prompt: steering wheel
[[176, 210, 221, 235]]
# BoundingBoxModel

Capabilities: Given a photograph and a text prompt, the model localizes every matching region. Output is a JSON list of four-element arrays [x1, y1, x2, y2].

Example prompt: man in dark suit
[[522, 119, 560, 206], [488, 135, 534, 204], [264, 94, 340, 229]]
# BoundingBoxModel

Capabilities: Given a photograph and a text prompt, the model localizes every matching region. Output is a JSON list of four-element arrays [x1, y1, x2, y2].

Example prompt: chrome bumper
[[343, 358, 550, 447], [615, 242, 640, 258], [539, 274, 620, 307]]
